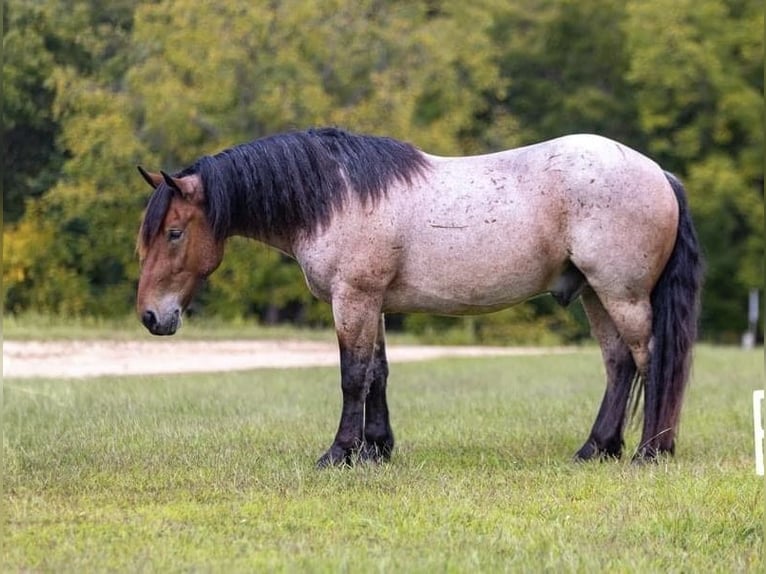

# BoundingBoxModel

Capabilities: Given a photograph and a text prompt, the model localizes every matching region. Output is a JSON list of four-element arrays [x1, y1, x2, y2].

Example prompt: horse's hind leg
[[575, 287, 637, 460], [361, 314, 395, 461], [591, 292, 663, 460]]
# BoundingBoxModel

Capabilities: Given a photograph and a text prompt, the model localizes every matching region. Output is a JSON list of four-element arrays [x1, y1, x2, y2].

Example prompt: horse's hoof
[[359, 442, 393, 464], [631, 446, 662, 465], [573, 440, 598, 462], [574, 440, 622, 462], [316, 446, 351, 469]]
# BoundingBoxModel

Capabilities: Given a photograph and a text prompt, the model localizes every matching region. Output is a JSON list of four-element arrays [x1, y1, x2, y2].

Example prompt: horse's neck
[[261, 234, 296, 258], [227, 221, 297, 258]]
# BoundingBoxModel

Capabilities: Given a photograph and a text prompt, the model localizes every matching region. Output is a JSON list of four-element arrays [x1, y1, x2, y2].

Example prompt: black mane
[[140, 128, 430, 246]]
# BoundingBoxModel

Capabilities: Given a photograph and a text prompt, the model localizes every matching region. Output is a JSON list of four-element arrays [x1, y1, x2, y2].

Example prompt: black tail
[[639, 172, 703, 456]]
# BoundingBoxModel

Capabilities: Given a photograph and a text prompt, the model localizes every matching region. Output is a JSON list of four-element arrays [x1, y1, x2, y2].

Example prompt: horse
[[135, 127, 702, 467]]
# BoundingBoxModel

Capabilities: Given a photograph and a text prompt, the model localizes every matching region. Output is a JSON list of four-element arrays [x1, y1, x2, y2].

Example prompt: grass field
[[2, 313, 340, 342], [4, 345, 764, 572]]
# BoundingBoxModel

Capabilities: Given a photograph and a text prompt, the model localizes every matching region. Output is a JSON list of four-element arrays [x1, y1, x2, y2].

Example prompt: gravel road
[[3, 340, 580, 379]]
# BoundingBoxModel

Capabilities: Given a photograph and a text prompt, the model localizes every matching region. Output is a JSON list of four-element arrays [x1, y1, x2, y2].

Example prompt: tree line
[[3, 0, 763, 342]]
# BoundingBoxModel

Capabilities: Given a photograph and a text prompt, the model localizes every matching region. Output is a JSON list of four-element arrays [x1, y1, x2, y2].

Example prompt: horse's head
[[136, 167, 224, 335]]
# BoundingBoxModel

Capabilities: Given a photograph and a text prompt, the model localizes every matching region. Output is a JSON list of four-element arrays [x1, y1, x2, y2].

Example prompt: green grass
[[4, 347, 764, 572], [2, 312, 335, 342], [2, 313, 427, 345]]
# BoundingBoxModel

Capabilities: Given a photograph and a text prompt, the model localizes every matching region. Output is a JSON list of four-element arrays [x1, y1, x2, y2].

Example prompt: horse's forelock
[[139, 183, 174, 253]]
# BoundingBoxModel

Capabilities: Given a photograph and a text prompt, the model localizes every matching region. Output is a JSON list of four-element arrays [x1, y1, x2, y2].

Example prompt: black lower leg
[[634, 361, 661, 463], [316, 347, 371, 468], [575, 348, 636, 461], [362, 327, 394, 461]]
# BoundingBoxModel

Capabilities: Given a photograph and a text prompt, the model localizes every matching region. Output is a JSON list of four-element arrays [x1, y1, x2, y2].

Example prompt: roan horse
[[136, 128, 702, 466]]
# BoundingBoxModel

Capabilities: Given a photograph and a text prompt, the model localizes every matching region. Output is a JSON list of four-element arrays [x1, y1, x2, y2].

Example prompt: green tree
[[3, 0, 762, 342], [482, 0, 643, 147], [2, 0, 62, 223], [3, 0, 146, 315], [625, 0, 763, 339], [127, 0, 506, 323]]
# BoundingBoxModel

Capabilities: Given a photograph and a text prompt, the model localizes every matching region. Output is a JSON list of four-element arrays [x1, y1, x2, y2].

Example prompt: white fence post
[[754, 390, 764, 476]]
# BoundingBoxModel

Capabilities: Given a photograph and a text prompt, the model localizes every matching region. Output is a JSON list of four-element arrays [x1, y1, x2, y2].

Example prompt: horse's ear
[[161, 171, 204, 204], [161, 170, 180, 191], [137, 166, 164, 189]]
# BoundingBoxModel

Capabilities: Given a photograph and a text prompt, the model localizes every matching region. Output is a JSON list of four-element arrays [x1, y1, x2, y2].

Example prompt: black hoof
[[359, 442, 393, 464], [574, 439, 622, 462], [316, 440, 394, 468], [631, 454, 657, 465], [573, 440, 599, 462], [316, 445, 352, 469], [631, 446, 661, 465]]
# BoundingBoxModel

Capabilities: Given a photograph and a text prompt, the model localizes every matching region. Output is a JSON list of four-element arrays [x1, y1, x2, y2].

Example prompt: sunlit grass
[[2, 312, 336, 342], [3, 313, 428, 344], [4, 347, 763, 572]]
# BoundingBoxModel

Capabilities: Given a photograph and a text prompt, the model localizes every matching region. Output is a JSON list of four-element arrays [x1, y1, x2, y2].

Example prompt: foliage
[[2, 0, 763, 341], [404, 299, 586, 346], [2, 0, 63, 223], [625, 0, 764, 339], [4, 348, 763, 570]]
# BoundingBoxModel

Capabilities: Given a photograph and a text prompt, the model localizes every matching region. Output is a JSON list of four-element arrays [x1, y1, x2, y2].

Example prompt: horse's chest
[[293, 221, 402, 304], [296, 258, 335, 303]]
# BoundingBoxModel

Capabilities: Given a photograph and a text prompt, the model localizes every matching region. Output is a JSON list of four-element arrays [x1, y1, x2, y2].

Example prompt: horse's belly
[[382, 250, 558, 315], [382, 286, 536, 315]]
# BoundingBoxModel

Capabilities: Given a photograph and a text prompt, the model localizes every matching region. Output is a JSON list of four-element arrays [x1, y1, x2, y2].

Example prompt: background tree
[[3, 0, 146, 314], [625, 0, 763, 340], [3, 0, 63, 223], [126, 0, 507, 327], [3, 0, 762, 342]]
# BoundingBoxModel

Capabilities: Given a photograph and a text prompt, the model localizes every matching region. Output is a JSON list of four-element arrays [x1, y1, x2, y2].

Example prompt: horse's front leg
[[361, 314, 394, 462], [316, 289, 382, 468]]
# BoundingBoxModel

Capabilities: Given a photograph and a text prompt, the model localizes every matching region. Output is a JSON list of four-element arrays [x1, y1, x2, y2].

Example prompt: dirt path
[[3, 340, 580, 379]]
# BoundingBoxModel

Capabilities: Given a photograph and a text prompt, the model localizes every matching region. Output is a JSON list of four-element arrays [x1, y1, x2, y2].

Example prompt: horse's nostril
[[141, 310, 158, 330]]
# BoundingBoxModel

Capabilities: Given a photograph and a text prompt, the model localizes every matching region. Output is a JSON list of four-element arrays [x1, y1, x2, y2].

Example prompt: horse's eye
[[168, 229, 183, 242]]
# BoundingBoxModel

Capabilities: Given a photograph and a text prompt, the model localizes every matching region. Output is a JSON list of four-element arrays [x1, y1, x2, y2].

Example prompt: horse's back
[[416, 133, 674, 225], [382, 135, 676, 310], [294, 134, 679, 316]]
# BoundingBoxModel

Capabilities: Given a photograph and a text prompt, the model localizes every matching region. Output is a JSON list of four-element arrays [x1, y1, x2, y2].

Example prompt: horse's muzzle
[[141, 308, 181, 336]]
